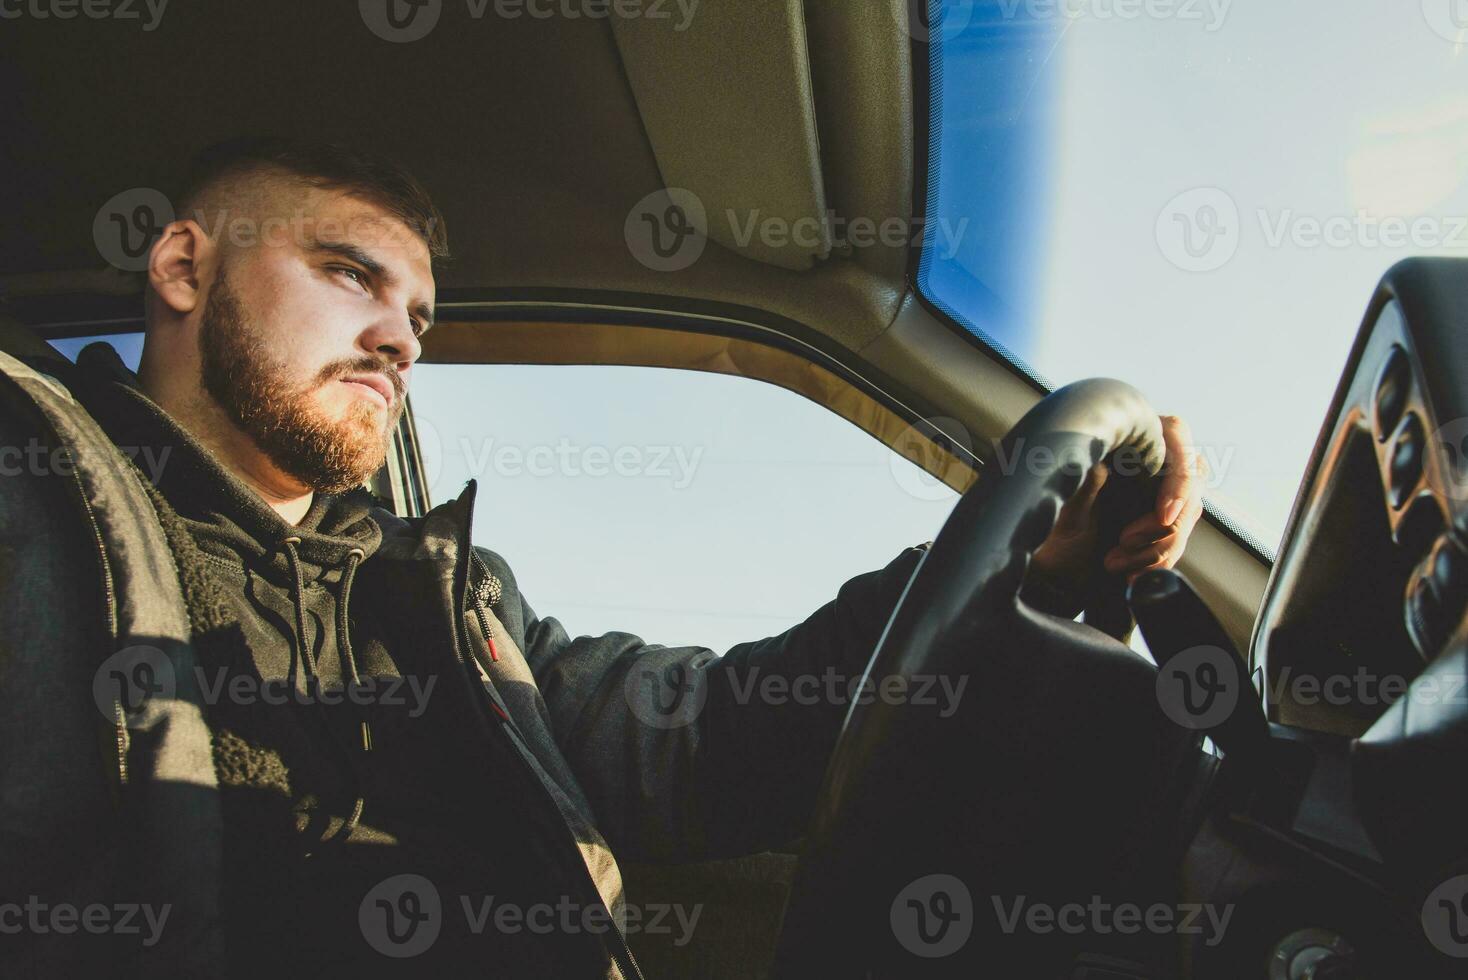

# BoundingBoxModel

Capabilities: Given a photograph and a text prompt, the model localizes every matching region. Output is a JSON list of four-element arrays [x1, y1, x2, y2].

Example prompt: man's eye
[[335, 266, 367, 286]]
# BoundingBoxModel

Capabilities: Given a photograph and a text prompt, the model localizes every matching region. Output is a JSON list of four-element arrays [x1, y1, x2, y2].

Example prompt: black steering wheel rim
[[771, 379, 1206, 978]]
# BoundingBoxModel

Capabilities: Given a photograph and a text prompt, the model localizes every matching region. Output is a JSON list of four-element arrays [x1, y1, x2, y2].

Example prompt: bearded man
[[0, 138, 1204, 979]]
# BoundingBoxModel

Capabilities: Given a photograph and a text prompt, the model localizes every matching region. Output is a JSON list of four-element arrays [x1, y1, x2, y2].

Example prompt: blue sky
[[923, 0, 1468, 550], [409, 363, 956, 652]]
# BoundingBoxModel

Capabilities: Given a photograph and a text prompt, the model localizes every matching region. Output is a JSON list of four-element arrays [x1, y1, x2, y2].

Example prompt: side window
[[48, 331, 143, 369], [408, 363, 960, 653]]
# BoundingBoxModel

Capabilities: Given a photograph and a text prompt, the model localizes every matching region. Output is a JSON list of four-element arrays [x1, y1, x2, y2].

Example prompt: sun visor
[[611, 1, 830, 271]]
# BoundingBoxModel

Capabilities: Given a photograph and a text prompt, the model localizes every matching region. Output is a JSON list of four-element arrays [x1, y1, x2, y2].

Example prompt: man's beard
[[198, 272, 404, 495]]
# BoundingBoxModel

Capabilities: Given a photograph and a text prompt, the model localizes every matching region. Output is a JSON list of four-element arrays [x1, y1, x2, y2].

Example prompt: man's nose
[[361, 315, 421, 370]]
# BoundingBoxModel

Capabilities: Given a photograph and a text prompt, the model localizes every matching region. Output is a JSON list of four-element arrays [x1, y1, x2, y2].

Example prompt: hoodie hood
[[71, 340, 383, 589], [70, 338, 393, 753]]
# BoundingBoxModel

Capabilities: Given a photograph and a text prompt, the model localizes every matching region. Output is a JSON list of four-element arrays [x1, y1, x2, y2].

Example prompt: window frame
[[400, 302, 982, 516]]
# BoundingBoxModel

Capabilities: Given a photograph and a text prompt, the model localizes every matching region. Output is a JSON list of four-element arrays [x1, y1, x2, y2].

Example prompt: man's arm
[[495, 414, 1206, 863], [506, 544, 929, 863]]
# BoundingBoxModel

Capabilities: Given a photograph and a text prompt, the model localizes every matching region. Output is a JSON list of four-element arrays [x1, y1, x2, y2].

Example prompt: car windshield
[[918, 0, 1468, 553]]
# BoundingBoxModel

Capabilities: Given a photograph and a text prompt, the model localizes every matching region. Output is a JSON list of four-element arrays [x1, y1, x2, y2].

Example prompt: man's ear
[[148, 219, 212, 315]]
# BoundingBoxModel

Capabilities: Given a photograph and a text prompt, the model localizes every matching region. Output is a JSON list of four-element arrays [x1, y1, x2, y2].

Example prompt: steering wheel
[[771, 379, 1209, 978]]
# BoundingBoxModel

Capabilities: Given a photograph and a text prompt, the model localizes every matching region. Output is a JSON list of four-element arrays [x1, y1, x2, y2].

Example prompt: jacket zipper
[[468, 550, 499, 660], [451, 491, 645, 980]]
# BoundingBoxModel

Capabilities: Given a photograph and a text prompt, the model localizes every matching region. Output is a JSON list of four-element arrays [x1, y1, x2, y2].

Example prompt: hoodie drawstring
[[336, 547, 372, 753], [280, 537, 315, 681], [280, 535, 370, 844]]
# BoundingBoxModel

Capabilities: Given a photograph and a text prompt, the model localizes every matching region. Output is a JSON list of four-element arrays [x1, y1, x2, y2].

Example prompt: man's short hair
[[178, 136, 449, 259]]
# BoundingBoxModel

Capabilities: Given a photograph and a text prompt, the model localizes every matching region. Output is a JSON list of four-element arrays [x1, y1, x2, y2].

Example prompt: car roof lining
[[0, 0, 913, 353], [612, 0, 831, 271]]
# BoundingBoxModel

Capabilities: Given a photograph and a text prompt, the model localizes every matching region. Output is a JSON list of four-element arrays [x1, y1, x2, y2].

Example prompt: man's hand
[[1029, 415, 1207, 601]]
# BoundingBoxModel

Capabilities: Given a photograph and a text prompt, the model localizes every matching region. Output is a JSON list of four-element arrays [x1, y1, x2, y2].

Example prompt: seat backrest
[[0, 342, 227, 978]]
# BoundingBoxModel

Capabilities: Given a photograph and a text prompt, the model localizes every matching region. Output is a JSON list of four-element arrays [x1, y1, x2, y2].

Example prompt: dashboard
[[1254, 262, 1468, 739], [1181, 259, 1468, 978]]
